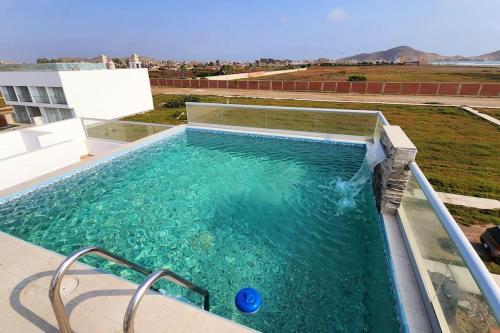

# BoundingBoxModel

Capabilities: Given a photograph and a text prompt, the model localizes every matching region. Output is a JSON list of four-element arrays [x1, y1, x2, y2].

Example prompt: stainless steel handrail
[[409, 162, 500, 322], [49, 246, 209, 333], [123, 269, 210, 333]]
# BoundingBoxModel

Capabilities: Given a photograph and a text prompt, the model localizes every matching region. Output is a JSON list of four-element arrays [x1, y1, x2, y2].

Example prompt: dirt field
[[250, 65, 500, 82]]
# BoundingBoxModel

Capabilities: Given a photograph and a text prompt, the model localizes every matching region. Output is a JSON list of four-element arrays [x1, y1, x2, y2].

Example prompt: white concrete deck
[[437, 192, 500, 210], [0, 232, 255, 333], [382, 214, 433, 333]]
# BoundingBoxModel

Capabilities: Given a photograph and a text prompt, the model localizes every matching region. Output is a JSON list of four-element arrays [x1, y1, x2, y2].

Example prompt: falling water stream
[[332, 141, 387, 211]]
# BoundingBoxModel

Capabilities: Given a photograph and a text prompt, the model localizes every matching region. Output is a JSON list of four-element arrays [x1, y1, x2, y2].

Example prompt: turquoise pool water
[[0, 128, 398, 332]]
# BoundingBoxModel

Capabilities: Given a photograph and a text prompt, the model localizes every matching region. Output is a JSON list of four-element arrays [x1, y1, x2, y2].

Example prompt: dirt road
[[151, 87, 500, 108]]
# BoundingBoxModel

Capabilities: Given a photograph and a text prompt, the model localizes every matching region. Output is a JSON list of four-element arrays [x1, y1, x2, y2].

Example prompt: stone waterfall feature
[[372, 125, 417, 214], [332, 125, 416, 215]]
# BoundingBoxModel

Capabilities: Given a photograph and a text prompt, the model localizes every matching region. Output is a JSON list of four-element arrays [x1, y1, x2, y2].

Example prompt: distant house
[[0, 61, 153, 126]]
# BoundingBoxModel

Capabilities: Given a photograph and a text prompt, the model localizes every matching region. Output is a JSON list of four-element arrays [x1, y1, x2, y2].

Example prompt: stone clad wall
[[149, 78, 500, 97], [372, 126, 417, 214]]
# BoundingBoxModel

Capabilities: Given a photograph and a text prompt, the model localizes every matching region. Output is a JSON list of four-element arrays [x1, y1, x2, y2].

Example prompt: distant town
[[1, 46, 499, 81]]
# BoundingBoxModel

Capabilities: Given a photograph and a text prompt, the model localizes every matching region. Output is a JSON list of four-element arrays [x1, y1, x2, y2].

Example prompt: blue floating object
[[235, 287, 262, 314]]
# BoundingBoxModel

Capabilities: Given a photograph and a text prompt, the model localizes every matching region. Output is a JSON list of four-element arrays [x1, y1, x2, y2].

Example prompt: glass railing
[[0, 63, 107, 72], [398, 163, 500, 332], [82, 118, 171, 142], [17, 94, 32, 102], [50, 96, 67, 105], [186, 102, 385, 139], [32, 95, 51, 104]]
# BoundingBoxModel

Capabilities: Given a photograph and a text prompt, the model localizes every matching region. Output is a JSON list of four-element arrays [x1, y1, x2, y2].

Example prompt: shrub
[[163, 95, 201, 108], [347, 75, 367, 81]]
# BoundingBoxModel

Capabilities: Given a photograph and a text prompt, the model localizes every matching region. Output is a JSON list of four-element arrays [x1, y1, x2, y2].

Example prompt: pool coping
[[381, 214, 433, 333], [0, 230, 256, 333], [0, 123, 429, 332]]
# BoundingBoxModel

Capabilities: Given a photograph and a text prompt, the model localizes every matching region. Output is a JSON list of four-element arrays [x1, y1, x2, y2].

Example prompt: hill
[[339, 46, 446, 63], [479, 50, 500, 61]]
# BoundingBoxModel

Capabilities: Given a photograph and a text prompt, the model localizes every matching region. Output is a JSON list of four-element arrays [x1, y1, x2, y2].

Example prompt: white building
[[0, 62, 153, 125]]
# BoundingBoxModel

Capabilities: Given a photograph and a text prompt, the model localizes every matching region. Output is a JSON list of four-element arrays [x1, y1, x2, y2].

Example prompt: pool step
[[49, 245, 209, 333]]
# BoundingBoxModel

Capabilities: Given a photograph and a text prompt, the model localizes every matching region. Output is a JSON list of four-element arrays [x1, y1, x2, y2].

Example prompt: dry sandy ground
[[151, 87, 500, 108]]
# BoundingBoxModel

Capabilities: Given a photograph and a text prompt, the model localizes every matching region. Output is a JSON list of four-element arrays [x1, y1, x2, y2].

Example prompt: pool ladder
[[48, 246, 209, 333]]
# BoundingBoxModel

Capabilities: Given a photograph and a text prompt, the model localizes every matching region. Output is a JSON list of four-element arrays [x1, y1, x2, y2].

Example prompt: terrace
[[0, 103, 498, 332]]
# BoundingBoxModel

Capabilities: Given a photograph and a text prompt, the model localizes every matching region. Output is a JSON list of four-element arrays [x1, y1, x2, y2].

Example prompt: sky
[[1, 0, 499, 62]]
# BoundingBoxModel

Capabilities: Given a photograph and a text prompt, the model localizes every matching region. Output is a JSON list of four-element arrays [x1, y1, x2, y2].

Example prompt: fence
[[150, 78, 500, 97], [398, 163, 500, 332], [186, 102, 387, 142]]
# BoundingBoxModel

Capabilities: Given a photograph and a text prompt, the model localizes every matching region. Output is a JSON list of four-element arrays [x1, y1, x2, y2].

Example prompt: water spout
[[331, 141, 387, 212]]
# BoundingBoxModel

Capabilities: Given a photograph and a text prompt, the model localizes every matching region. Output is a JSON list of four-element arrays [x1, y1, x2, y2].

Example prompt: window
[[44, 108, 73, 123], [59, 108, 72, 119], [48, 87, 67, 104], [1, 86, 18, 101], [32, 87, 50, 104], [14, 86, 32, 102], [27, 106, 41, 118], [13, 105, 30, 123]]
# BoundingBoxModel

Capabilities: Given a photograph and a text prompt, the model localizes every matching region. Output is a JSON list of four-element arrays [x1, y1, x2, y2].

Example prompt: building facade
[[0, 63, 153, 125]]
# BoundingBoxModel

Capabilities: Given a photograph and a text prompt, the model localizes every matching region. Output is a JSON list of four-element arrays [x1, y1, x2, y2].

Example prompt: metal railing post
[[123, 270, 209, 333], [49, 246, 208, 333]]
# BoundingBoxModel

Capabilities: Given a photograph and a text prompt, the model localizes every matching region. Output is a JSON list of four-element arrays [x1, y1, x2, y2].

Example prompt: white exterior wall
[[0, 131, 29, 159], [0, 68, 153, 121], [0, 71, 63, 87], [0, 118, 89, 190], [0, 140, 83, 190], [59, 68, 153, 119]]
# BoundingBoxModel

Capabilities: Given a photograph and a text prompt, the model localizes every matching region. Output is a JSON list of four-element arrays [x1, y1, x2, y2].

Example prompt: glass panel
[[83, 119, 169, 142], [399, 173, 498, 332], [2, 86, 18, 101], [0, 63, 106, 72], [58, 108, 72, 120], [48, 87, 67, 104], [13, 105, 30, 123], [14, 86, 32, 102], [27, 106, 41, 118], [44, 107, 62, 123], [32, 87, 51, 104], [186, 103, 378, 138]]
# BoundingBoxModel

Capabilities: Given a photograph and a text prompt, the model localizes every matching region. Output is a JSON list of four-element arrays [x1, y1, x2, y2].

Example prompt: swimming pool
[[0, 128, 399, 332]]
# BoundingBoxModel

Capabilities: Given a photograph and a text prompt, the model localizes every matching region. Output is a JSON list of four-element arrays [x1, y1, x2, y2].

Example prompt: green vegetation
[[446, 204, 499, 226], [218, 64, 235, 75], [485, 261, 500, 274], [163, 95, 200, 108], [123, 94, 499, 201], [347, 75, 367, 81], [249, 65, 500, 82]]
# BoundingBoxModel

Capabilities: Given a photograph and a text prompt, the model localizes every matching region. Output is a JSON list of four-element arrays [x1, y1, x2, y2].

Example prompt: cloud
[[328, 8, 350, 22]]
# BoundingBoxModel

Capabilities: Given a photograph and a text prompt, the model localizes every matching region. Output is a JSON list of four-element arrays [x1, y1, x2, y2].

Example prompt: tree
[[112, 58, 121, 65], [36, 58, 50, 63], [179, 64, 188, 78], [218, 64, 235, 75]]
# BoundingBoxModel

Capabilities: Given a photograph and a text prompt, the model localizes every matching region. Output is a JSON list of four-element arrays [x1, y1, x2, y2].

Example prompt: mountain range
[[338, 46, 500, 62]]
